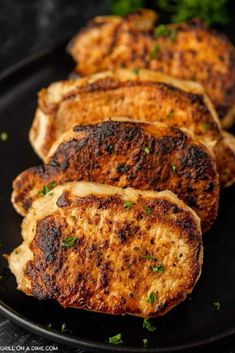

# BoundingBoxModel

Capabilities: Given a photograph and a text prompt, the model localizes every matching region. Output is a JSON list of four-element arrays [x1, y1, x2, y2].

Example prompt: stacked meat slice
[[8, 9, 235, 318]]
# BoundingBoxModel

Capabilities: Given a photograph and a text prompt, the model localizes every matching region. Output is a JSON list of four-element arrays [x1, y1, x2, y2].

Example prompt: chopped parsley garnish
[[158, 0, 229, 26], [143, 338, 148, 346], [144, 146, 151, 154], [150, 42, 158, 60], [108, 333, 123, 345], [203, 122, 209, 130], [141, 255, 156, 260], [124, 201, 133, 209], [0, 132, 8, 142], [154, 24, 169, 38], [39, 181, 57, 196], [152, 264, 165, 273], [132, 67, 140, 75], [154, 25, 177, 42], [213, 301, 221, 311], [147, 292, 156, 304], [169, 28, 177, 42], [145, 207, 152, 215], [108, 0, 145, 16], [61, 322, 68, 332], [143, 318, 156, 332], [171, 163, 177, 172], [61, 236, 77, 249]]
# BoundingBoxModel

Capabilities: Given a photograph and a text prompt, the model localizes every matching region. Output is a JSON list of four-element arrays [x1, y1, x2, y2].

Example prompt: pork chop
[[14, 120, 219, 232], [8, 181, 203, 317]]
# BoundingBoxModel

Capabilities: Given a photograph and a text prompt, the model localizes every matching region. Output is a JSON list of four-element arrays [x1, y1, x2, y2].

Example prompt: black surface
[[0, 1, 235, 352]]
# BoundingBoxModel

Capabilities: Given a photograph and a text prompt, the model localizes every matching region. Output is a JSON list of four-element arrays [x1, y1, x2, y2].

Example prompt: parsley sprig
[[39, 181, 57, 196]]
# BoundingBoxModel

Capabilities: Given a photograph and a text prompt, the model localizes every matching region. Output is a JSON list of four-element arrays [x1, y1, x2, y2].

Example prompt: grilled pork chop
[[14, 120, 219, 232], [30, 69, 235, 187], [68, 9, 235, 128], [8, 181, 203, 317]]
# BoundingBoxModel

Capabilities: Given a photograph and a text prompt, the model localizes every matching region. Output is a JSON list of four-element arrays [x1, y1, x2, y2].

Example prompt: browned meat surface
[[14, 120, 219, 232], [30, 69, 235, 187], [68, 10, 235, 127], [8, 181, 203, 317]]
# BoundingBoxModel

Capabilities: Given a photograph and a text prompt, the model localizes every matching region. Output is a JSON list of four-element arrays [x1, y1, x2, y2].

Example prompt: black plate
[[0, 40, 235, 352]]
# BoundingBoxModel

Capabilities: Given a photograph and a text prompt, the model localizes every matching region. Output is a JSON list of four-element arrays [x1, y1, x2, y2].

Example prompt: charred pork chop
[[13, 120, 219, 232], [68, 9, 235, 128], [8, 181, 203, 317], [30, 69, 235, 187]]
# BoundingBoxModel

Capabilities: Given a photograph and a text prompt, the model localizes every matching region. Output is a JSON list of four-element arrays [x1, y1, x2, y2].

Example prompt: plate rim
[[0, 41, 235, 352]]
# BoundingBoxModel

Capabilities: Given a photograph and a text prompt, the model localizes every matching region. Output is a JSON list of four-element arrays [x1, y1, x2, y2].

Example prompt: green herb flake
[[124, 201, 133, 209], [144, 146, 151, 154], [171, 163, 177, 172], [61, 236, 77, 249], [213, 301, 221, 311], [150, 42, 158, 60], [109, 0, 145, 16], [145, 207, 152, 215], [141, 255, 156, 260], [158, 0, 229, 26], [0, 132, 8, 142], [147, 292, 156, 304], [154, 25, 177, 42], [61, 322, 67, 332], [108, 333, 123, 345], [39, 181, 57, 196], [143, 338, 148, 346], [154, 24, 169, 38], [143, 318, 156, 332], [132, 67, 140, 75], [169, 28, 177, 42], [203, 122, 209, 130], [152, 264, 165, 273]]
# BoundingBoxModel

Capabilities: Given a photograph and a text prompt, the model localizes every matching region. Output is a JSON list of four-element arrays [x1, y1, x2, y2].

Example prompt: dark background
[[0, 0, 235, 352]]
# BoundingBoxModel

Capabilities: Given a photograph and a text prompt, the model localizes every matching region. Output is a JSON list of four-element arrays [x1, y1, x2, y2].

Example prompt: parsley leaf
[[213, 301, 221, 311], [61, 322, 68, 332], [150, 42, 158, 59], [61, 236, 77, 249], [171, 163, 177, 172], [145, 207, 152, 215], [39, 181, 57, 196], [0, 132, 8, 142], [152, 264, 165, 273], [143, 338, 148, 346], [124, 201, 133, 209], [143, 318, 156, 332], [154, 25, 177, 42], [203, 122, 209, 130], [144, 146, 151, 154], [108, 333, 123, 345], [141, 255, 156, 260], [132, 67, 140, 75], [147, 292, 157, 304], [158, 0, 229, 26], [108, 0, 146, 16]]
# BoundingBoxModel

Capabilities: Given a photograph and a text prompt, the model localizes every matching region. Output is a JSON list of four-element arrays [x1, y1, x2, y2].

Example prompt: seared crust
[[8, 182, 203, 317], [68, 11, 235, 126], [14, 120, 219, 232], [30, 69, 235, 187]]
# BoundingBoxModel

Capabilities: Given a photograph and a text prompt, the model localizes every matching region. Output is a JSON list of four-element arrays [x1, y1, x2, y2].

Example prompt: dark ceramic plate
[[0, 40, 235, 352]]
